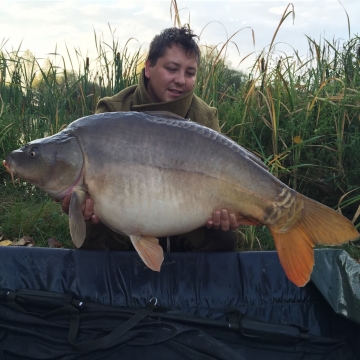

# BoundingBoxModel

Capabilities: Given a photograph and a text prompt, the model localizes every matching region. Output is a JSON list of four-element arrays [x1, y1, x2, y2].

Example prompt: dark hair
[[147, 27, 200, 66]]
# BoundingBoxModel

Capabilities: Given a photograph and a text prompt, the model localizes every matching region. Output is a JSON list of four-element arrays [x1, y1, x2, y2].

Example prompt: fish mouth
[[2, 159, 17, 187]]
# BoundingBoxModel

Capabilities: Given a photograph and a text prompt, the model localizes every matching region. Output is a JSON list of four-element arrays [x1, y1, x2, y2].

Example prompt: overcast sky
[[1, 0, 359, 72]]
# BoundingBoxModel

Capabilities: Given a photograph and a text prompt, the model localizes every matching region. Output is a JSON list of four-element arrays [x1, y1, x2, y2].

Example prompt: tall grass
[[0, 27, 143, 156], [1, 2, 360, 253], [217, 12, 360, 202]]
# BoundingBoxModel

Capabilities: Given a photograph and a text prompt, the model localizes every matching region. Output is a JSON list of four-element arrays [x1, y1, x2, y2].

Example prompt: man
[[62, 26, 239, 252]]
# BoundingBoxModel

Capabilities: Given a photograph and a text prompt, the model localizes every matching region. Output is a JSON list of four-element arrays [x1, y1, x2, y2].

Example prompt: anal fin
[[130, 235, 164, 272]]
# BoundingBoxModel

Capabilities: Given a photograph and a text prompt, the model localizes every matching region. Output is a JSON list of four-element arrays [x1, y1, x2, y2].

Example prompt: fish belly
[[87, 163, 241, 237]]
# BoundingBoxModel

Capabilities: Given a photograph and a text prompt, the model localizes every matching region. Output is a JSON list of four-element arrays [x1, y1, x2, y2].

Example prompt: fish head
[[3, 132, 84, 199]]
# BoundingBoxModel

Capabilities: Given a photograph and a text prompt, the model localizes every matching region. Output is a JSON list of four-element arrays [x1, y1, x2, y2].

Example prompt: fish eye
[[29, 147, 39, 158]]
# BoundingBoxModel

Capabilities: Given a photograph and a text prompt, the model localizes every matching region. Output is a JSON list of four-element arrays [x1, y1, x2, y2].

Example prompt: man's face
[[145, 44, 198, 103]]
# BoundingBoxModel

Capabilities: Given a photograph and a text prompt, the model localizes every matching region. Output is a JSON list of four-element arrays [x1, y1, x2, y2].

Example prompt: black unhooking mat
[[0, 247, 359, 359]]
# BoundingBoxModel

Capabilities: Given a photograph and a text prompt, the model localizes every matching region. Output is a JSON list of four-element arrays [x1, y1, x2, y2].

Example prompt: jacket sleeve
[[188, 96, 221, 133], [95, 98, 114, 114], [206, 107, 221, 133], [95, 85, 137, 114]]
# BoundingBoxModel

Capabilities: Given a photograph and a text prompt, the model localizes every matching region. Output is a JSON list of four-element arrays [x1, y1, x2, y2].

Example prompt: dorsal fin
[[143, 111, 188, 121], [241, 148, 268, 170]]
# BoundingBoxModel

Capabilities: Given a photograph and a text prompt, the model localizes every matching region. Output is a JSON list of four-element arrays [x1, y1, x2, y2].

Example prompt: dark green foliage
[[0, 182, 71, 247]]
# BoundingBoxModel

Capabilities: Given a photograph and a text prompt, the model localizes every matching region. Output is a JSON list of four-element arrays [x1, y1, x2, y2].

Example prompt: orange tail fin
[[270, 193, 359, 287]]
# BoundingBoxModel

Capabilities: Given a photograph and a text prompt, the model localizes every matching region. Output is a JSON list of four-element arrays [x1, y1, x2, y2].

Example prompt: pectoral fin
[[69, 189, 87, 248], [130, 235, 164, 272]]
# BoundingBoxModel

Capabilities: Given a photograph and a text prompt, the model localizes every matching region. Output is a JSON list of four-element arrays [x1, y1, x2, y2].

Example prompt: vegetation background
[[1, 2, 360, 257]]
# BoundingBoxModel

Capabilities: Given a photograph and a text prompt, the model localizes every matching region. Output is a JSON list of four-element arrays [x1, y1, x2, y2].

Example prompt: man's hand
[[61, 193, 100, 225], [206, 209, 239, 231]]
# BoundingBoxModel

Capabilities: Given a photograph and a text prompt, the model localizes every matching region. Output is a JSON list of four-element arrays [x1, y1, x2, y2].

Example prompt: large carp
[[3, 111, 359, 286]]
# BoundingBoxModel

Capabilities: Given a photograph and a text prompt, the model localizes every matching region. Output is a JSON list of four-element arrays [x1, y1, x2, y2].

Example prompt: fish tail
[[269, 193, 359, 287]]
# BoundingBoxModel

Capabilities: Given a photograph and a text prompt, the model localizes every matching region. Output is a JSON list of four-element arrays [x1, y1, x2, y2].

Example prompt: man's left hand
[[206, 209, 239, 231]]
